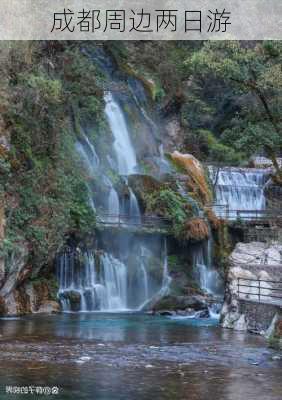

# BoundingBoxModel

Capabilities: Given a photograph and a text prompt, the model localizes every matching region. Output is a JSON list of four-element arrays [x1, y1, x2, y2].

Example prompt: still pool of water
[[0, 313, 281, 399]]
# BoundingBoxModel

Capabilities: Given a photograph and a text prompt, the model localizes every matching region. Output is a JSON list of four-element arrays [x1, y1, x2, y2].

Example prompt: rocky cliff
[[221, 242, 282, 340]]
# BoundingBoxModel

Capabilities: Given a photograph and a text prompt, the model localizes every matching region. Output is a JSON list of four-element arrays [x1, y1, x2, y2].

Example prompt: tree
[[186, 41, 282, 182]]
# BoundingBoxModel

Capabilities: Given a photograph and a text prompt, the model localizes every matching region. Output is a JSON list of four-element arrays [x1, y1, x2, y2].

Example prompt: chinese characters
[[51, 8, 231, 35]]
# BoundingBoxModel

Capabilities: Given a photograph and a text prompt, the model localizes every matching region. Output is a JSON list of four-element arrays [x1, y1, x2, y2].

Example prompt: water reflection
[[0, 314, 280, 400]]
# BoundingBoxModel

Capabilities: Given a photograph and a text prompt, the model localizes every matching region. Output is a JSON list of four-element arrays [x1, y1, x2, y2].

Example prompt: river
[[0, 314, 281, 399]]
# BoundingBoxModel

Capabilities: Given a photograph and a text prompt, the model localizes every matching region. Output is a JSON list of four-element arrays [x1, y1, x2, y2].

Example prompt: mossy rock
[[152, 294, 207, 311], [128, 174, 162, 209]]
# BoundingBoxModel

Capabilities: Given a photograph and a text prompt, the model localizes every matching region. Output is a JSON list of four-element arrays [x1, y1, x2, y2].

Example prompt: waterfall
[[129, 188, 141, 222], [104, 91, 141, 220], [58, 250, 128, 312], [139, 246, 149, 303], [160, 238, 171, 296], [75, 130, 100, 174], [104, 92, 137, 175], [108, 187, 120, 223], [57, 240, 169, 313], [210, 167, 269, 219], [192, 241, 223, 319], [100, 254, 127, 311], [75, 138, 100, 211], [193, 241, 222, 296], [137, 238, 171, 311]]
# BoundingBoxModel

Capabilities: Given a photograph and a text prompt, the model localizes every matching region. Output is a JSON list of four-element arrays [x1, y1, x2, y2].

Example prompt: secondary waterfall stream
[[104, 92, 137, 175], [209, 167, 269, 219]]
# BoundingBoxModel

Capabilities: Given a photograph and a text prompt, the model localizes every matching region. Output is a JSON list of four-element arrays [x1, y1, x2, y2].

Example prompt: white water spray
[[209, 167, 269, 219]]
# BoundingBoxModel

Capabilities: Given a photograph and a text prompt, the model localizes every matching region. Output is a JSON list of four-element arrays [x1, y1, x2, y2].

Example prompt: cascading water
[[108, 188, 120, 223], [192, 240, 223, 319], [129, 188, 141, 222], [160, 239, 172, 296], [104, 92, 137, 175], [61, 51, 181, 315], [100, 253, 128, 310], [138, 238, 171, 310], [193, 242, 221, 295], [57, 239, 170, 312], [75, 132, 100, 211], [104, 90, 142, 223], [210, 167, 269, 219], [58, 250, 128, 312]]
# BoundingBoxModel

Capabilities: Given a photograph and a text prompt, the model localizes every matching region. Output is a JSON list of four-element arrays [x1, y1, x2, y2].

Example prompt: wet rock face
[[59, 290, 81, 312], [152, 294, 208, 313], [0, 242, 60, 316], [220, 241, 282, 333], [0, 243, 29, 298], [36, 301, 60, 314], [164, 118, 184, 151]]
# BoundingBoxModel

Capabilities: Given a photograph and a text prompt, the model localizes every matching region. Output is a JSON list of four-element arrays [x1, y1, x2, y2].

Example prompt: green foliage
[[25, 74, 62, 103], [196, 129, 243, 164], [187, 41, 282, 174], [145, 188, 190, 237], [2, 42, 102, 265]]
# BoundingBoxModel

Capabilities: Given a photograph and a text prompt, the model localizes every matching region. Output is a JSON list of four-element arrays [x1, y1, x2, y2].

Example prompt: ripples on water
[[0, 313, 280, 400]]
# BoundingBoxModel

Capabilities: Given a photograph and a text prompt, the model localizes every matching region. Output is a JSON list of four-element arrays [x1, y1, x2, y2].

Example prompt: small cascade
[[75, 137, 100, 211], [75, 130, 100, 175], [192, 240, 223, 319], [138, 238, 171, 311], [157, 144, 172, 174], [193, 241, 222, 296], [209, 167, 269, 219], [129, 188, 141, 222], [108, 187, 120, 223], [139, 246, 150, 303], [81, 131, 100, 168], [128, 77, 158, 133], [160, 238, 171, 296], [208, 303, 221, 319]]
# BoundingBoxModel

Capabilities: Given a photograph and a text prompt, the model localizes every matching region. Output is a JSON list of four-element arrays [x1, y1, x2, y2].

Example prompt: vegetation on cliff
[[0, 42, 105, 267]]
